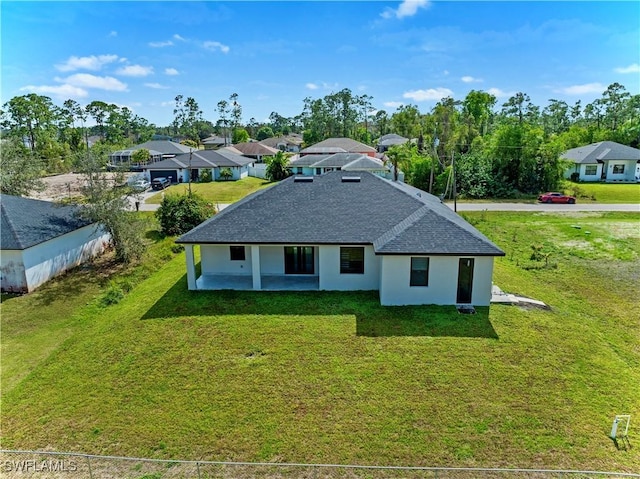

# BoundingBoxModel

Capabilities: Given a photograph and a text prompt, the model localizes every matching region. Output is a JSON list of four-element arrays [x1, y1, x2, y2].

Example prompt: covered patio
[[195, 274, 320, 291]]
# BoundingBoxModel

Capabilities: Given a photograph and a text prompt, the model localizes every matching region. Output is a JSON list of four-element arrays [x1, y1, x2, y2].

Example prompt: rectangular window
[[410, 257, 429, 286], [284, 246, 314, 274], [340, 247, 364, 274], [230, 246, 245, 261], [584, 165, 597, 175], [613, 164, 625, 174]]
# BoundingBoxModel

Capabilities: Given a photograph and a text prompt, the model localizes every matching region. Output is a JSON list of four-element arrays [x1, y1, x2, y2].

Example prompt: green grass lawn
[[1, 212, 639, 472], [562, 182, 640, 203], [455, 182, 639, 204], [146, 177, 273, 205]]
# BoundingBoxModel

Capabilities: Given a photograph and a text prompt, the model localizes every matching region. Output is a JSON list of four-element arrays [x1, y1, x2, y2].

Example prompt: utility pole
[[430, 134, 439, 194], [188, 149, 192, 195], [452, 151, 457, 213]]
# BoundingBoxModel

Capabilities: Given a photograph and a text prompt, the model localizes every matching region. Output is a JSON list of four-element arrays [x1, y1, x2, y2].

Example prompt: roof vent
[[294, 176, 313, 182], [341, 176, 361, 183]]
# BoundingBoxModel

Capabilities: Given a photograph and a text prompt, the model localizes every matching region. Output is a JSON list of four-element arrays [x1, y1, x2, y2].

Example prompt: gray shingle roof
[[142, 149, 254, 170], [133, 140, 197, 155], [562, 141, 640, 164], [177, 171, 504, 256], [1, 195, 93, 250], [342, 156, 388, 172], [231, 142, 280, 156], [288, 155, 332, 167], [300, 138, 376, 154], [259, 135, 304, 148], [378, 134, 409, 147], [202, 135, 231, 145], [288, 153, 388, 171]]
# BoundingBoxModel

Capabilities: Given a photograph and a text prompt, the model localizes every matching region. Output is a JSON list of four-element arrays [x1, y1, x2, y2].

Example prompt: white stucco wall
[[604, 160, 636, 181], [564, 163, 603, 181], [318, 245, 380, 291], [379, 255, 494, 306], [200, 244, 252, 275], [0, 250, 27, 292], [1, 224, 109, 293], [196, 244, 495, 305], [201, 244, 321, 276]]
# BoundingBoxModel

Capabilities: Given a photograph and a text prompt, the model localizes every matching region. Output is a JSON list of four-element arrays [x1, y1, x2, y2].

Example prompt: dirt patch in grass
[[31, 172, 137, 202]]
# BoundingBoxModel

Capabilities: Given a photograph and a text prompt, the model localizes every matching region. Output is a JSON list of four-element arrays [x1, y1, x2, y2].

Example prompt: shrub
[[155, 193, 216, 236], [265, 151, 290, 182], [199, 169, 213, 183], [218, 168, 233, 181], [570, 172, 580, 182], [101, 282, 124, 306]]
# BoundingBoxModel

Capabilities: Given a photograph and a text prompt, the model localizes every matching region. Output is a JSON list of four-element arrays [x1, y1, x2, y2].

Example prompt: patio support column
[[185, 244, 197, 290], [251, 245, 261, 290]]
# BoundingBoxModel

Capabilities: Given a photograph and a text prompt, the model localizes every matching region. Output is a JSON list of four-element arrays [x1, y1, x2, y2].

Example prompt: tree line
[[1, 82, 638, 197]]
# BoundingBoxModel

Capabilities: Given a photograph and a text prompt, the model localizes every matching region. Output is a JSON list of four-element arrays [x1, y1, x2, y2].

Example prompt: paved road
[[445, 202, 639, 212], [132, 193, 639, 213]]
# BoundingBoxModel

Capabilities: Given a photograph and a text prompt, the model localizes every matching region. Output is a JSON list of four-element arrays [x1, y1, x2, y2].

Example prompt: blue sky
[[2, 1, 639, 127]]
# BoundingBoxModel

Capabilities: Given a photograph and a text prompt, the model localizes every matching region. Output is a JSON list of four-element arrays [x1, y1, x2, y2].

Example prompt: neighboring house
[[259, 134, 304, 153], [231, 142, 280, 163], [142, 148, 254, 183], [562, 141, 640, 182], [300, 138, 377, 157], [177, 172, 504, 306], [109, 141, 197, 169], [377, 133, 410, 153], [288, 152, 390, 177], [0, 195, 109, 293], [202, 135, 232, 150]]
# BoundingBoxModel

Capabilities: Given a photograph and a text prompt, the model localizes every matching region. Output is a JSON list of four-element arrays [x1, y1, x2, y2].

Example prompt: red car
[[538, 192, 576, 204]]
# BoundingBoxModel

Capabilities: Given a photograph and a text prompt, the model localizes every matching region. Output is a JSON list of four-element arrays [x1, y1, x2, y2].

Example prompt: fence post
[[196, 461, 201, 479], [86, 455, 93, 479]]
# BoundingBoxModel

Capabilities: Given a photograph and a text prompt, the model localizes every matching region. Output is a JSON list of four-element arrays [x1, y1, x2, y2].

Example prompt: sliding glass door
[[284, 247, 314, 274]]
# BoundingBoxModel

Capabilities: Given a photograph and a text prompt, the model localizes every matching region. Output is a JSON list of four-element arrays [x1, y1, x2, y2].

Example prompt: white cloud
[[165, 68, 179, 76], [614, 63, 640, 74], [173, 34, 186, 42], [149, 40, 173, 48], [203, 41, 230, 53], [160, 101, 174, 107], [556, 83, 605, 95], [381, 0, 431, 19], [145, 82, 169, 89], [487, 87, 516, 98], [383, 101, 404, 108], [403, 87, 453, 101], [305, 82, 339, 91], [108, 31, 117, 37], [117, 65, 154, 77], [20, 84, 88, 99], [55, 54, 119, 72], [461, 76, 482, 83], [60, 73, 128, 91]]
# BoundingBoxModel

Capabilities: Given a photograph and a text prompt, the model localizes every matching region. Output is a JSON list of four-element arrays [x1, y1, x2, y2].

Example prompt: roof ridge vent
[[294, 176, 313, 182], [341, 176, 361, 183]]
